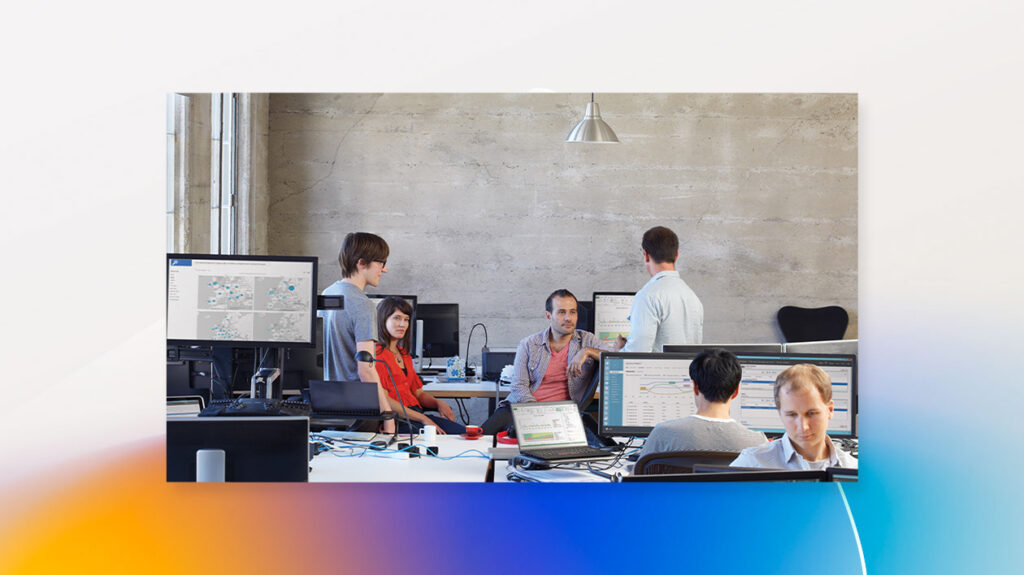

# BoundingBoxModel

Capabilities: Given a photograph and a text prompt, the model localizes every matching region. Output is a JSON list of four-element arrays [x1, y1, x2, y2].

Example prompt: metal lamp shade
[[566, 102, 620, 143]]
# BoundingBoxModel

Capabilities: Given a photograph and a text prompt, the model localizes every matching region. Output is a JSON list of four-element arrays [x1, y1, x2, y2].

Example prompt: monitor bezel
[[663, 343, 785, 354], [167, 253, 319, 349]]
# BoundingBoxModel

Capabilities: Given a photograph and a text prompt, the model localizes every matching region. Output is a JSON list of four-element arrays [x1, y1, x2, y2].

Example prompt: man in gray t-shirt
[[638, 348, 766, 459], [319, 232, 395, 433]]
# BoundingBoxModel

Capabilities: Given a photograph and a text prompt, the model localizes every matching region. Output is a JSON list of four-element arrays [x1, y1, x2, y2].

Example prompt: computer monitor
[[166, 416, 310, 482], [599, 352, 697, 437], [664, 343, 785, 354], [367, 294, 418, 355], [598, 351, 857, 438], [783, 339, 858, 355], [167, 254, 318, 348], [416, 303, 459, 358], [729, 352, 857, 438], [592, 291, 634, 347], [576, 300, 594, 333]]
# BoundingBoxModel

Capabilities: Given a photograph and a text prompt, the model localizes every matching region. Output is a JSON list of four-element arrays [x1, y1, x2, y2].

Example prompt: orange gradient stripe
[[0, 438, 393, 574]]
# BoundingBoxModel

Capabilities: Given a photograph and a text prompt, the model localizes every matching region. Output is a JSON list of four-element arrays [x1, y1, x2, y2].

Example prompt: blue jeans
[[396, 406, 467, 435]]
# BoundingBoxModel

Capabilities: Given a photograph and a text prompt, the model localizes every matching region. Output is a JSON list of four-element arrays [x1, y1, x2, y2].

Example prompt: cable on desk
[[309, 439, 371, 458], [400, 442, 489, 460], [454, 398, 470, 425]]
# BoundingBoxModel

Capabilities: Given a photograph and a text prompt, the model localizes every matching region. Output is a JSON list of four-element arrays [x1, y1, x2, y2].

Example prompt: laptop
[[167, 395, 205, 418], [509, 401, 616, 463], [307, 380, 381, 418]]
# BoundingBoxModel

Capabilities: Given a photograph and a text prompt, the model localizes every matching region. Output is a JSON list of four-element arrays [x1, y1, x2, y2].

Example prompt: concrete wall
[[266, 93, 857, 363]]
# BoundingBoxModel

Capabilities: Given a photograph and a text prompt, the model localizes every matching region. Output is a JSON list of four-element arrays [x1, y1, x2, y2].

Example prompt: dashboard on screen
[[592, 291, 634, 348], [599, 351, 856, 438], [167, 254, 318, 348]]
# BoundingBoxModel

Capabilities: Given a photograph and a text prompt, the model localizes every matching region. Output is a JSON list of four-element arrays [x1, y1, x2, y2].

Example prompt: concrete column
[[172, 93, 211, 253], [235, 93, 270, 255]]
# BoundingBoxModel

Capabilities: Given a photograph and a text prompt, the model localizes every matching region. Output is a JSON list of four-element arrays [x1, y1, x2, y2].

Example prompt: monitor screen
[[593, 291, 634, 347], [167, 254, 318, 347], [166, 416, 310, 482], [730, 352, 856, 438], [599, 351, 857, 438], [416, 303, 459, 358], [367, 294, 418, 355], [599, 352, 697, 437]]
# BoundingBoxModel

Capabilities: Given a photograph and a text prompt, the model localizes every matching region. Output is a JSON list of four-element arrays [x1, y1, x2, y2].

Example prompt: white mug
[[421, 424, 437, 444]]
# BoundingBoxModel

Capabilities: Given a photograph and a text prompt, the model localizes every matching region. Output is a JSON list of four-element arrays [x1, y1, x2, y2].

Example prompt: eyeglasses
[[373, 259, 387, 268]]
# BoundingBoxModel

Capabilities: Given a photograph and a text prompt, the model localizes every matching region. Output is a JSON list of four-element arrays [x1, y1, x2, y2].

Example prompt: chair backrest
[[577, 361, 601, 412], [634, 450, 741, 475], [776, 305, 849, 343]]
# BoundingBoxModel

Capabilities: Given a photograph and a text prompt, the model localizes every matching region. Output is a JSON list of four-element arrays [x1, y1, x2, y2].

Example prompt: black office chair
[[633, 450, 741, 475], [776, 305, 849, 343], [577, 361, 601, 412]]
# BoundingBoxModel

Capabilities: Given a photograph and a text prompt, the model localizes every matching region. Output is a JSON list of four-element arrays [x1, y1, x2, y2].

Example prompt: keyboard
[[524, 445, 612, 460]]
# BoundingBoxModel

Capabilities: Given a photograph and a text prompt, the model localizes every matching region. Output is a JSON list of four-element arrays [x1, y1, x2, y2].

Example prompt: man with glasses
[[320, 232, 395, 433]]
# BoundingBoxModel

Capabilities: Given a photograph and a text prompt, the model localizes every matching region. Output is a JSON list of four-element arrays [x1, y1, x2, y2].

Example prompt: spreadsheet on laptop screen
[[511, 402, 588, 449]]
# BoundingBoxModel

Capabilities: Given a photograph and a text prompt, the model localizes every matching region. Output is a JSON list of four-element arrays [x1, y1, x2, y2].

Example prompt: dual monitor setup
[[597, 350, 857, 439]]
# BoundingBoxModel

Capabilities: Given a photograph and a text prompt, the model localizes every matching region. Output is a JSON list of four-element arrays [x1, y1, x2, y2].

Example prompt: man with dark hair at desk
[[637, 348, 766, 459], [731, 364, 857, 469], [480, 289, 616, 435], [620, 226, 704, 352], [320, 231, 395, 433]]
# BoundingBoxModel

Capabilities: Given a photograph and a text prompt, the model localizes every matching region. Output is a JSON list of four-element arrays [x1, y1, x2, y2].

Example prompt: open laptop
[[307, 380, 381, 418], [509, 401, 616, 463]]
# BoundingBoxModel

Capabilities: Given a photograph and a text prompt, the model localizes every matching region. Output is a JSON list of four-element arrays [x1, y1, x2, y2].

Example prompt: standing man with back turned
[[321, 232, 395, 433], [621, 226, 704, 352]]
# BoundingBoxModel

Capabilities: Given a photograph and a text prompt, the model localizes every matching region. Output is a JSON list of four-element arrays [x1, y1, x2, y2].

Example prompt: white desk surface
[[421, 380, 511, 397], [309, 434, 494, 483]]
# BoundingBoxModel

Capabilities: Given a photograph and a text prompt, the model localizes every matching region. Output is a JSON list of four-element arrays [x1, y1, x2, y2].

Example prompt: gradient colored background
[[2, 2, 1022, 573]]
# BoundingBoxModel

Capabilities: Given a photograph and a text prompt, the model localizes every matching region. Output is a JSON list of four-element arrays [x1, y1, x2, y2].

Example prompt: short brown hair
[[773, 364, 833, 409], [339, 232, 389, 278], [641, 226, 678, 264]]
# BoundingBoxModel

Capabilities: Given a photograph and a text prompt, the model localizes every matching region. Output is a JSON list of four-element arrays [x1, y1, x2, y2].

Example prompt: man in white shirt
[[620, 226, 703, 352], [731, 364, 858, 470], [638, 348, 766, 459]]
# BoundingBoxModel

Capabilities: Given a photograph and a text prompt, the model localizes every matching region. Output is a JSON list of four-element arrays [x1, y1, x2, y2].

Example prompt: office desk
[[421, 380, 510, 399], [309, 435, 494, 483], [422, 380, 510, 415]]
